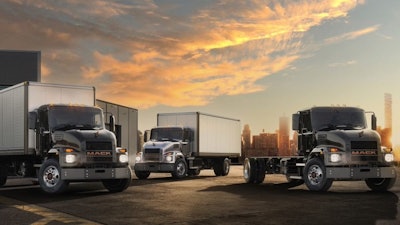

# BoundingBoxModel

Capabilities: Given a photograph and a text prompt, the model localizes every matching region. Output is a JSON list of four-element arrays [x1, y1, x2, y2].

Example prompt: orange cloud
[[0, 0, 363, 109]]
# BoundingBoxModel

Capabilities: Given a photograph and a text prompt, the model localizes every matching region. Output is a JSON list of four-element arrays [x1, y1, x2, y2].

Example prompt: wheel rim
[[43, 165, 60, 188], [223, 160, 230, 174], [176, 161, 186, 176], [307, 165, 323, 186], [243, 159, 250, 180]]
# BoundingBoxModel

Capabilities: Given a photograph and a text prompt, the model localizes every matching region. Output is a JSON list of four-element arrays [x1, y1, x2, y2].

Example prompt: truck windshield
[[150, 127, 183, 141], [49, 106, 104, 131], [311, 107, 367, 131]]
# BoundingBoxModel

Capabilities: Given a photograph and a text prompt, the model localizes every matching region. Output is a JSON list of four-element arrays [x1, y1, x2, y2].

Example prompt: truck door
[[298, 111, 314, 156], [37, 109, 52, 155]]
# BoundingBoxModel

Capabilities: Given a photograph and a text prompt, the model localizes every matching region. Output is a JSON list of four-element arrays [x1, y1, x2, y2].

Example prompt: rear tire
[[214, 158, 230, 176], [243, 158, 265, 184], [38, 158, 69, 194], [0, 164, 7, 186], [303, 158, 332, 192]]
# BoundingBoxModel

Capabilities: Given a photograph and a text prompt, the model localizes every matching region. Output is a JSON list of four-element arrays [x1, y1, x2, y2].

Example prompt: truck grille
[[144, 148, 161, 161], [351, 141, 378, 161], [86, 141, 113, 150], [86, 142, 113, 163]]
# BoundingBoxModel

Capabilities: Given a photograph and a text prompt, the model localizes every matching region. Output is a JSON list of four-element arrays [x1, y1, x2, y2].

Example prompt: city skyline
[[1, 1, 400, 146]]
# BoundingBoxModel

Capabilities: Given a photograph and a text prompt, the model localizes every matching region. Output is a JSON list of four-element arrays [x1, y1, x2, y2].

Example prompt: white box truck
[[134, 112, 241, 179], [0, 82, 131, 194]]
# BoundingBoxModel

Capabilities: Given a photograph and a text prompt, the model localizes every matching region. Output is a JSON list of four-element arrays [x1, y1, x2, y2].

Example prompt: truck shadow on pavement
[[199, 182, 399, 225]]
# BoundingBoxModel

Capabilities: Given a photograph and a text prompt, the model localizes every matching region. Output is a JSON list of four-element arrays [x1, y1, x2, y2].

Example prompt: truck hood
[[143, 141, 177, 151], [316, 129, 380, 150], [52, 129, 116, 151]]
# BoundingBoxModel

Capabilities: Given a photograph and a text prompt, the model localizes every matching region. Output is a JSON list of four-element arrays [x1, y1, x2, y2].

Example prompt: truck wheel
[[243, 158, 265, 184], [38, 158, 69, 194], [214, 158, 230, 176], [365, 176, 396, 192], [0, 165, 7, 186], [135, 171, 151, 180], [102, 170, 132, 192], [171, 158, 187, 179], [255, 158, 266, 184], [303, 158, 333, 192], [188, 168, 201, 176]]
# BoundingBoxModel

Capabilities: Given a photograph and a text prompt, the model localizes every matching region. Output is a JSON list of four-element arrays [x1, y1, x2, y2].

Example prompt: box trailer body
[[243, 106, 397, 192], [0, 82, 131, 194], [134, 112, 241, 179]]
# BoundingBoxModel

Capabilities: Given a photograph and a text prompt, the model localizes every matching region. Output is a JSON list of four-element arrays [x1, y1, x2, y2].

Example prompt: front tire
[[135, 171, 151, 180], [102, 170, 132, 193], [303, 158, 332, 192], [171, 158, 187, 179], [365, 176, 396, 192], [38, 158, 69, 194]]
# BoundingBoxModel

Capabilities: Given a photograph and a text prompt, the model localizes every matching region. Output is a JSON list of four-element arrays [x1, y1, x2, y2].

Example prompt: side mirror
[[371, 114, 377, 130], [144, 130, 151, 142], [28, 111, 37, 129], [109, 114, 116, 133], [292, 114, 300, 131]]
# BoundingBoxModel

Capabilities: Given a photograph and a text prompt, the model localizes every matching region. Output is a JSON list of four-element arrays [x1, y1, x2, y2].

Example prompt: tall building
[[242, 124, 251, 149], [278, 116, 290, 156], [384, 93, 392, 129]]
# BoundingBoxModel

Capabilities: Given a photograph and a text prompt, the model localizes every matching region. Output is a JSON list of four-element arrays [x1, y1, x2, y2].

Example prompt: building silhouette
[[278, 116, 290, 156], [242, 124, 251, 150]]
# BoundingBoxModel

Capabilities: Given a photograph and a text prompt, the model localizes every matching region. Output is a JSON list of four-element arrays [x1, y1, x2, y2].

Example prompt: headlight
[[65, 154, 77, 163], [384, 153, 394, 163], [330, 153, 341, 163], [135, 152, 143, 162], [164, 152, 174, 162], [119, 154, 129, 163]]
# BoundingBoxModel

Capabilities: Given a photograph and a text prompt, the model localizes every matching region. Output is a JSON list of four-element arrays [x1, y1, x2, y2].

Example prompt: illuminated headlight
[[65, 154, 77, 163], [119, 154, 129, 163], [135, 153, 143, 162], [330, 153, 341, 163], [165, 153, 174, 162], [384, 153, 394, 163]]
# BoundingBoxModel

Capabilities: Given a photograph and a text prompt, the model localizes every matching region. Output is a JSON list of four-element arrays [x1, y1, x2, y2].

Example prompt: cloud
[[0, 0, 363, 108], [324, 25, 380, 44]]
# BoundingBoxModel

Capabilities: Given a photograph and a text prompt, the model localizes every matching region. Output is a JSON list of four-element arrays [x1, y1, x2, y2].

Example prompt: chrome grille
[[144, 148, 161, 161]]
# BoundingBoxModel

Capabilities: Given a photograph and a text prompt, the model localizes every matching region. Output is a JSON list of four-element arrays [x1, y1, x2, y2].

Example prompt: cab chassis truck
[[0, 82, 131, 194], [243, 106, 397, 191], [134, 112, 241, 179]]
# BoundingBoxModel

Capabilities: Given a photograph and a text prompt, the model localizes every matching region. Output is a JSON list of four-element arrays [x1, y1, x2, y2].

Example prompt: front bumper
[[134, 162, 174, 172], [326, 166, 396, 179], [61, 167, 131, 180]]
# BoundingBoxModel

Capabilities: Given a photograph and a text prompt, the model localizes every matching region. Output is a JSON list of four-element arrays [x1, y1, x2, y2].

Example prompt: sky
[[1, 0, 400, 145]]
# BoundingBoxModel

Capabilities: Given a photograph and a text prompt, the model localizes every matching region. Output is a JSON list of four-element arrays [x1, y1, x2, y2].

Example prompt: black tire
[[365, 176, 396, 192], [286, 175, 305, 188], [303, 158, 333, 192], [102, 170, 132, 193], [135, 170, 151, 180], [0, 165, 7, 186], [214, 158, 230, 176], [243, 158, 265, 184], [171, 158, 187, 179], [38, 158, 69, 194], [188, 168, 201, 176], [255, 158, 266, 184]]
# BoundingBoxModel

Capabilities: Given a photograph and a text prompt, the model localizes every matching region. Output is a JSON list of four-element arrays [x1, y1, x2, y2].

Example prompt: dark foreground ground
[[0, 166, 399, 225]]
